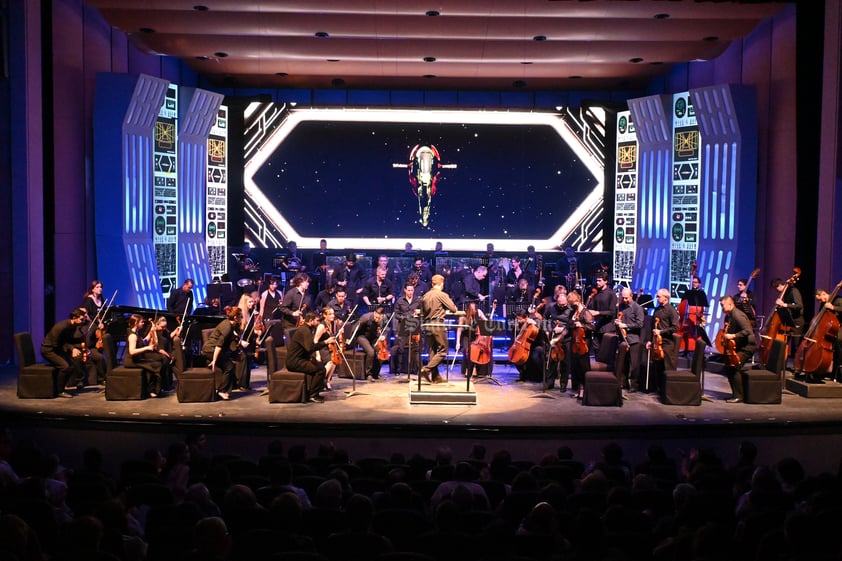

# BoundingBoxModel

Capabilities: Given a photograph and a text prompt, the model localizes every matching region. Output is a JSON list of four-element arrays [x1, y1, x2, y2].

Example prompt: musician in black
[[461, 266, 488, 308], [333, 253, 366, 306], [456, 301, 494, 380], [412, 257, 433, 286], [259, 277, 283, 343], [167, 279, 194, 314], [314, 278, 336, 313], [279, 273, 312, 330], [647, 289, 681, 391], [391, 283, 423, 376], [680, 276, 708, 356], [309, 239, 329, 294], [615, 288, 645, 393], [733, 278, 758, 326], [355, 305, 387, 382], [505, 256, 530, 289], [566, 291, 594, 399], [362, 267, 395, 310], [512, 310, 547, 383], [771, 276, 804, 353], [588, 272, 617, 358], [719, 296, 756, 403], [544, 292, 572, 392], [41, 308, 88, 397], [280, 240, 305, 274], [327, 287, 354, 324], [814, 287, 842, 382], [286, 312, 336, 403], [202, 306, 248, 400]]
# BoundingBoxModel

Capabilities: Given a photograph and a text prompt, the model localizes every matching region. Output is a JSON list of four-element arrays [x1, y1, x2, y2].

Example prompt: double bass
[[793, 279, 842, 376], [470, 300, 497, 365], [759, 267, 801, 365], [677, 261, 704, 351]]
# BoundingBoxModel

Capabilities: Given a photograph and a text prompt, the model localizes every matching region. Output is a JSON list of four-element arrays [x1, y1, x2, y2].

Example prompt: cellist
[[511, 309, 547, 383], [814, 288, 842, 382], [391, 282, 423, 377], [456, 301, 492, 381], [719, 296, 756, 403]]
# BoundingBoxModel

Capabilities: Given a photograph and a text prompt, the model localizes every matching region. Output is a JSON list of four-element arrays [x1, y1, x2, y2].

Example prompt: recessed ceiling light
[[654, 13, 670, 20], [331, 78, 345, 87], [520, 61, 533, 65], [193, 5, 209, 11], [512, 80, 527, 88], [195, 55, 210, 60], [315, 31, 329, 38], [532, 35, 547, 42], [327, 59, 340, 62], [139, 27, 155, 34], [214, 52, 229, 58], [649, 61, 664, 66], [423, 56, 437, 62], [629, 57, 644, 63], [276, 72, 288, 77], [703, 36, 719, 42], [568, 75, 582, 80], [423, 74, 436, 79], [425, 10, 440, 17]]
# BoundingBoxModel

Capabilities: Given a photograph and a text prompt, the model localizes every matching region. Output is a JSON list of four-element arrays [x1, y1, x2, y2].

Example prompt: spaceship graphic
[[392, 144, 457, 227]]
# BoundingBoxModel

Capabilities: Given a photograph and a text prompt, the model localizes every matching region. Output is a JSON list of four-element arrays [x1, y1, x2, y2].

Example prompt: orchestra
[[38, 240, 842, 407]]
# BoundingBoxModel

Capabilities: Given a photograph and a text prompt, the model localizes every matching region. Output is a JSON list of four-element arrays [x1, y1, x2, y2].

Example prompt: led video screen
[[244, 106, 607, 252]]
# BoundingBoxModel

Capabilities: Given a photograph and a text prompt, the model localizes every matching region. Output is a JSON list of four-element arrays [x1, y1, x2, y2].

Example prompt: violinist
[[544, 292, 572, 392], [259, 277, 283, 344], [362, 267, 395, 310], [314, 307, 340, 391], [202, 306, 247, 401], [125, 314, 165, 398], [391, 282, 423, 377], [234, 294, 259, 391], [565, 291, 594, 399], [151, 315, 179, 392], [41, 308, 88, 397], [647, 289, 681, 390], [456, 301, 493, 381], [615, 288, 645, 393], [355, 305, 387, 382], [512, 310, 547, 383], [280, 273, 312, 330], [588, 272, 617, 358], [814, 288, 842, 382], [166, 279, 194, 315], [420, 274, 458, 384], [327, 287, 353, 323], [732, 278, 757, 326], [719, 296, 757, 403], [771, 276, 805, 354], [285, 312, 334, 404], [80, 280, 105, 320], [74, 308, 107, 387]]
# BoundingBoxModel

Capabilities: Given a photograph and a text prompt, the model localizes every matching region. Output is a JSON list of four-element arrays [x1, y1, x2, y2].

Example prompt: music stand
[[396, 316, 422, 384], [342, 322, 368, 398], [695, 326, 715, 402], [207, 282, 234, 307], [472, 320, 505, 387]]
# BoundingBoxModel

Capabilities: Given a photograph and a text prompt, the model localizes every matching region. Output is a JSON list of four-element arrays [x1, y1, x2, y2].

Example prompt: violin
[[377, 330, 390, 361], [296, 304, 308, 327], [469, 300, 496, 365], [549, 320, 565, 362], [759, 267, 801, 364], [81, 342, 88, 363], [715, 321, 742, 367], [329, 329, 344, 366], [652, 317, 665, 361], [616, 311, 628, 342]]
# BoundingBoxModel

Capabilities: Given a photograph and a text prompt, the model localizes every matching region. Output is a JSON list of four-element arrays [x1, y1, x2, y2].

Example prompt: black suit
[[285, 325, 328, 399]]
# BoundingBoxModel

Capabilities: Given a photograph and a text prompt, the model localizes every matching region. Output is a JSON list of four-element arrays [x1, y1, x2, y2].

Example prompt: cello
[[677, 261, 702, 352], [508, 314, 539, 366], [759, 267, 801, 365], [793, 279, 842, 376], [470, 300, 497, 365]]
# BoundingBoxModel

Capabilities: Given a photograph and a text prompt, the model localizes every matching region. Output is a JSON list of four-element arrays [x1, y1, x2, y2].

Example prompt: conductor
[[420, 274, 458, 384]]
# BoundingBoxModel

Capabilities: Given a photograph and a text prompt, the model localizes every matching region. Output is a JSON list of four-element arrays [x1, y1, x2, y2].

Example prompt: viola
[[793, 278, 842, 376], [296, 304, 308, 327], [616, 311, 628, 342], [81, 342, 88, 363], [759, 267, 801, 365], [652, 317, 665, 361], [549, 320, 565, 362], [330, 331, 344, 366], [470, 300, 496, 365], [377, 333, 390, 361], [715, 321, 742, 367]]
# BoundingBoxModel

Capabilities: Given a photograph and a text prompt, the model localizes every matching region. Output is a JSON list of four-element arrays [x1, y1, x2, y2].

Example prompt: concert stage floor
[[3, 359, 842, 476]]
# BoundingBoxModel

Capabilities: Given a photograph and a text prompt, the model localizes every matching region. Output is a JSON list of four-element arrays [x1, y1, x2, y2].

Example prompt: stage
[[3, 358, 842, 477]]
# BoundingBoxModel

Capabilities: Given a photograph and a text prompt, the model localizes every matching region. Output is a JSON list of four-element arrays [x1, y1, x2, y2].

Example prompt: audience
[[0, 429, 841, 561]]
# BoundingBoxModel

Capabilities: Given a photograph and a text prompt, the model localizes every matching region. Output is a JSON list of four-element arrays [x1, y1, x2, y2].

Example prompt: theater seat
[[102, 334, 147, 400], [743, 339, 785, 404], [660, 342, 703, 406]]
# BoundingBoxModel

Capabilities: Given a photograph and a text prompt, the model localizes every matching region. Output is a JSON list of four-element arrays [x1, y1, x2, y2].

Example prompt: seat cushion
[[106, 367, 147, 400], [268, 369, 307, 403], [583, 371, 622, 406], [17, 365, 59, 399], [744, 369, 782, 404], [176, 368, 216, 402], [660, 370, 702, 405]]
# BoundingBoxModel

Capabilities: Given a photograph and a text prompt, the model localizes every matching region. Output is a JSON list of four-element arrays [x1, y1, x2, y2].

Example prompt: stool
[[661, 343, 704, 405], [264, 335, 308, 403], [268, 368, 308, 403], [583, 371, 622, 406], [743, 369, 782, 404], [14, 332, 59, 399], [172, 337, 216, 402], [102, 334, 147, 400]]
